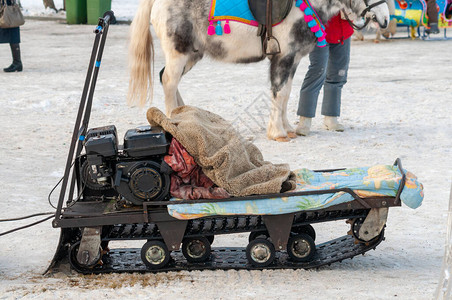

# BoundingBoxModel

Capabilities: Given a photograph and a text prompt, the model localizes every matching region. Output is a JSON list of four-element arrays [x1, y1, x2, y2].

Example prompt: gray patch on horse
[[174, 21, 195, 53], [270, 54, 296, 96], [235, 56, 266, 64], [165, 7, 195, 54], [205, 40, 227, 59], [183, 53, 204, 75], [289, 19, 317, 51]]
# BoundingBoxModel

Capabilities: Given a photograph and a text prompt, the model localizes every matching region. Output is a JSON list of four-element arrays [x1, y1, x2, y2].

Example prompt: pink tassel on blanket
[[207, 21, 215, 35], [224, 20, 231, 34]]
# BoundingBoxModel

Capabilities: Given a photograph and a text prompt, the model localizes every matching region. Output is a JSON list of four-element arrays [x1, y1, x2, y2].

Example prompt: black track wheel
[[69, 243, 102, 270], [141, 240, 170, 269], [206, 235, 215, 245], [246, 238, 276, 267], [287, 233, 316, 262], [291, 224, 316, 241], [182, 237, 212, 263], [349, 217, 384, 244], [248, 230, 270, 242]]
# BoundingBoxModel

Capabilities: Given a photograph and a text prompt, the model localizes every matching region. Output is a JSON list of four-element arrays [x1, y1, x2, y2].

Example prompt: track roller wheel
[[349, 217, 384, 244], [69, 243, 102, 270], [246, 238, 276, 267], [350, 217, 366, 243], [291, 224, 316, 241], [287, 233, 316, 262], [248, 230, 270, 242], [141, 240, 170, 269], [182, 237, 212, 263]]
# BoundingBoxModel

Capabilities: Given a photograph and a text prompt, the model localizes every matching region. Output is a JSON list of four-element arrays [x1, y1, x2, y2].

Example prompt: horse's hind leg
[[161, 52, 189, 116], [176, 91, 184, 106], [160, 66, 184, 106], [161, 53, 201, 114], [175, 54, 202, 106]]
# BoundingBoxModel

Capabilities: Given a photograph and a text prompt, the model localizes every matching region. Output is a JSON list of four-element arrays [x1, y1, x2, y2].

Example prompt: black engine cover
[[124, 125, 169, 157], [114, 160, 170, 205]]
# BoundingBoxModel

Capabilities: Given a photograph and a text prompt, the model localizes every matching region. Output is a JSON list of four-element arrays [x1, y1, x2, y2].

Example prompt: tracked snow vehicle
[[47, 11, 423, 274]]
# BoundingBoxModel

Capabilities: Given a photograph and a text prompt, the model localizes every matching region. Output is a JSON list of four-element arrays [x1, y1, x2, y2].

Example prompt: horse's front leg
[[267, 80, 295, 142], [267, 54, 300, 142]]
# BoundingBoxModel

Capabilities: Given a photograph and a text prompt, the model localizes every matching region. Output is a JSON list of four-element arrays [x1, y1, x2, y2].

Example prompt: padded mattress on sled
[[167, 165, 424, 220]]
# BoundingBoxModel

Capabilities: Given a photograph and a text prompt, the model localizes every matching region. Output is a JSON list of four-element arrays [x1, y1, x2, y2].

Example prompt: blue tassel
[[317, 40, 327, 47], [295, 0, 303, 7], [315, 30, 323, 38], [215, 21, 223, 35], [308, 19, 317, 27]]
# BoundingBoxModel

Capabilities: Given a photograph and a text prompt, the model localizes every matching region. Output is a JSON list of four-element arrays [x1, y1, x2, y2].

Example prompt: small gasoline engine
[[78, 124, 172, 205]]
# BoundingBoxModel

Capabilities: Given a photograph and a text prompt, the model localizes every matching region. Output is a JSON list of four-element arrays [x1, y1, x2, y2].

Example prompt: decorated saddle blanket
[[208, 0, 327, 46], [209, 0, 260, 26], [167, 164, 424, 220]]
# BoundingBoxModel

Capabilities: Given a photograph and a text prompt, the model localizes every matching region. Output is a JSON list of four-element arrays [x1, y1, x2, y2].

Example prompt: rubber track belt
[[68, 233, 384, 274], [46, 209, 385, 274]]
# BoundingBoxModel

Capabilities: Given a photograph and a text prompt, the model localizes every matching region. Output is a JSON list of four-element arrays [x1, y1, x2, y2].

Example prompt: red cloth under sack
[[164, 138, 230, 200]]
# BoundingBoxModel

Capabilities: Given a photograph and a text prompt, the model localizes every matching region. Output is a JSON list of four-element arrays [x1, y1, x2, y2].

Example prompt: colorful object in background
[[437, 0, 452, 27], [394, 0, 427, 28], [393, 0, 452, 36], [207, 0, 326, 47]]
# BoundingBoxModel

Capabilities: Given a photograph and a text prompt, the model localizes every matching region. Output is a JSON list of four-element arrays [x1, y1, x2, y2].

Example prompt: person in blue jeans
[[296, 12, 353, 136]]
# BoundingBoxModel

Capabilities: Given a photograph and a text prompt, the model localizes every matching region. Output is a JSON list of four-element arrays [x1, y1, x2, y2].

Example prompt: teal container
[[66, 0, 87, 24], [87, 0, 112, 25]]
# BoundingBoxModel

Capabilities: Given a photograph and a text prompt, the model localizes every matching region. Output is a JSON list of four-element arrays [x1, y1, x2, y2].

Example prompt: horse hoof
[[275, 136, 291, 142], [287, 132, 297, 139]]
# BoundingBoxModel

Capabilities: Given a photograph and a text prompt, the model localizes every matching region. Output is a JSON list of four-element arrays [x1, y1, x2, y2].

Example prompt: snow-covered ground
[[1, 1, 451, 299]]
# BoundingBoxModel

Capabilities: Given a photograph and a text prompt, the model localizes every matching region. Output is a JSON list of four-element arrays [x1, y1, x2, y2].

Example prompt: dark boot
[[3, 43, 23, 72], [425, 23, 440, 35]]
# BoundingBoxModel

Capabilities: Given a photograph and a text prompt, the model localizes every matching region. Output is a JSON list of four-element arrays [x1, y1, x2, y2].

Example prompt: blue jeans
[[297, 38, 351, 118]]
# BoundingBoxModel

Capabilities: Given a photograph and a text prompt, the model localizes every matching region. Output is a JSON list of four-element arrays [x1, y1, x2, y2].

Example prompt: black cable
[[0, 215, 55, 237], [48, 175, 64, 209], [0, 212, 55, 222], [0, 161, 79, 236], [48, 160, 76, 209]]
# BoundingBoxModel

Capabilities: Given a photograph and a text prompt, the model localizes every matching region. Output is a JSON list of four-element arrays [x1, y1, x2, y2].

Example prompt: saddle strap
[[266, 0, 272, 38]]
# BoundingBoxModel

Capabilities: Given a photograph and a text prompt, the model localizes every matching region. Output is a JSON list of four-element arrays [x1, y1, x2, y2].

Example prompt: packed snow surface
[[0, 1, 451, 299]]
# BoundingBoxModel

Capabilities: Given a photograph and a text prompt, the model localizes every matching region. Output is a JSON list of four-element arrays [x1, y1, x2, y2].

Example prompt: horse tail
[[128, 0, 155, 107]]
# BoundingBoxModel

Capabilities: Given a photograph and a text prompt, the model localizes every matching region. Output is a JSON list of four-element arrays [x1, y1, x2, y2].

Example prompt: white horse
[[353, 0, 396, 42], [128, 0, 389, 142]]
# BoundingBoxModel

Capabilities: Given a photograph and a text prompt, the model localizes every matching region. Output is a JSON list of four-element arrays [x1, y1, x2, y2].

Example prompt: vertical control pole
[[53, 11, 115, 227]]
